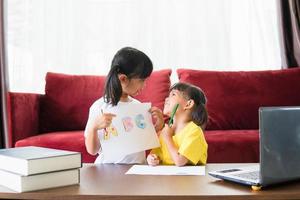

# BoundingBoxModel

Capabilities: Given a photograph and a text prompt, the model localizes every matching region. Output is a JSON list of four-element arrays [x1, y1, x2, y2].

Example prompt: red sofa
[[178, 68, 300, 163], [8, 68, 300, 163], [8, 70, 171, 163]]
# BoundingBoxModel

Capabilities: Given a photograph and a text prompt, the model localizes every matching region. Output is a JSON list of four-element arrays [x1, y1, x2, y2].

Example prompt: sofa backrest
[[177, 68, 300, 130], [40, 69, 171, 133]]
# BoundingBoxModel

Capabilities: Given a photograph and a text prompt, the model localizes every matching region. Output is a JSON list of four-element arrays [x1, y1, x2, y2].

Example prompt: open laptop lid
[[208, 106, 300, 187], [259, 106, 300, 186]]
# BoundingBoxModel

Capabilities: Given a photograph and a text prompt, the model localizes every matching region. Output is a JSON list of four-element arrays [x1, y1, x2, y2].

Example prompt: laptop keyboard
[[234, 171, 259, 181]]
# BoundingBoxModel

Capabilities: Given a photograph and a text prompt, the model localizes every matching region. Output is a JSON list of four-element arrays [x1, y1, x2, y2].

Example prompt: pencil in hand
[[168, 104, 179, 127]]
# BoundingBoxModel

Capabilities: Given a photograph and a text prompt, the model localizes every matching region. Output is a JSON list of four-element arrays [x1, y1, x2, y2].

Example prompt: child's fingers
[[151, 154, 158, 160], [149, 107, 163, 118], [103, 113, 116, 118], [149, 159, 159, 166], [149, 106, 160, 113], [147, 154, 159, 165], [150, 155, 159, 166], [101, 114, 117, 123]]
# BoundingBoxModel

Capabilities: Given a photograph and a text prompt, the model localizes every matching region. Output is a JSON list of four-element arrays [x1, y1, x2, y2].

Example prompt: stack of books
[[0, 146, 82, 192]]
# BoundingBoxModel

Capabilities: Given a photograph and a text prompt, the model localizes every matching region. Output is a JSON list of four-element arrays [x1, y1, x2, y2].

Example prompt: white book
[[0, 168, 80, 192], [0, 146, 82, 175]]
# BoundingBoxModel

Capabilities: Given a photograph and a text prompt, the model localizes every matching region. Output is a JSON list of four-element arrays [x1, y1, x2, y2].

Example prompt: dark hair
[[170, 82, 208, 129], [104, 47, 153, 105]]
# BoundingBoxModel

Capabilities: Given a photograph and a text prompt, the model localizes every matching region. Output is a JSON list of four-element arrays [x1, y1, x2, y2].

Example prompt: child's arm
[[85, 126, 101, 155], [85, 112, 116, 155], [161, 126, 188, 167], [149, 107, 164, 132]]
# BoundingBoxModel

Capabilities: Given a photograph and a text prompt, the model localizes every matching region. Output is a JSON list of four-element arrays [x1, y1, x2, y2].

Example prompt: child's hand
[[149, 107, 164, 132], [93, 112, 116, 131], [161, 124, 175, 140], [147, 154, 160, 166]]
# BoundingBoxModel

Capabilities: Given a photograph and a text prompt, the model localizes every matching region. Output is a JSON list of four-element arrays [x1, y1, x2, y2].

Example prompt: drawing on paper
[[101, 125, 118, 140], [107, 125, 118, 136], [135, 114, 146, 129], [101, 112, 150, 141], [103, 130, 109, 140], [99, 103, 160, 159], [122, 117, 134, 132]]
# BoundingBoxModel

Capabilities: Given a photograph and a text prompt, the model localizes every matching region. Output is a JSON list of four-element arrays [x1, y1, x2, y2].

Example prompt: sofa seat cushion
[[205, 130, 259, 163], [15, 131, 96, 163], [177, 68, 300, 130]]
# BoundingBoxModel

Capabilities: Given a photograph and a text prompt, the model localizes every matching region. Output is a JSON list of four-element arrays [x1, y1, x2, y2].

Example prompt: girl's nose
[[165, 97, 169, 103]]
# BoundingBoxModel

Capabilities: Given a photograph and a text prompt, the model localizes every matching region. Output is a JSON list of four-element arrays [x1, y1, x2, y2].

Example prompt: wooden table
[[0, 163, 300, 200]]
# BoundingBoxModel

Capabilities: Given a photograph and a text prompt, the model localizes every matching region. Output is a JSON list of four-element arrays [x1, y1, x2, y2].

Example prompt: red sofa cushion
[[40, 73, 106, 133], [15, 131, 97, 163], [205, 130, 259, 163], [135, 69, 171, 110], [40, 70, 171, 133], [177, 68, 300, 130]]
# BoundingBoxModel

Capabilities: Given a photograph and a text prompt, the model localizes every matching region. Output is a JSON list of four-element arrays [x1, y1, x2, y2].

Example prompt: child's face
[[122, 78, 146, 96], [163, 89, 187, 116]]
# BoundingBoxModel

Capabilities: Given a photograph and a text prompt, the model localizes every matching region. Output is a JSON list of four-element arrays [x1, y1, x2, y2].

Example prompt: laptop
[[209, 106, 300, 188]]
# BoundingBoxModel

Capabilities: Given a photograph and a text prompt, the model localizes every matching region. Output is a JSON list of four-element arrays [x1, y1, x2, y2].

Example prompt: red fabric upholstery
[[177, 68, 300, 130], [40, 72, 106, 133], [40, 70, 171, 133], [135, 69, 171, 110], [15, 131, 96, 163], [11, 68, 299, 163], [10, 70, 171, 163], [205, 130, 259, 163], [177, 68, 300, 163], [8, 92, 41, 147]]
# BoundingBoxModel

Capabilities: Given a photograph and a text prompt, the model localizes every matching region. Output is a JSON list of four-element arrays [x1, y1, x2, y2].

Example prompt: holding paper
[[84, 47, 164, 164], [99, 103, 160, 161]]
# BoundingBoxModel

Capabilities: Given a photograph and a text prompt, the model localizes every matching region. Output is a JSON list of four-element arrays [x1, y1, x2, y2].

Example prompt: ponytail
[[104, 65, 122, 106], [191, 102, 208, 129]]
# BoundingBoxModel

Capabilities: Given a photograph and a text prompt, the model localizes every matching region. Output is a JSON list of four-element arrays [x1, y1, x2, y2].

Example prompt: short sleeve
[[178, 130, 208, 165]]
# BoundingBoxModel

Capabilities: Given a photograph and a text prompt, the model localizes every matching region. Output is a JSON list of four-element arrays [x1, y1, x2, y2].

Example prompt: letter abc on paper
[[135, 114, 146, 129], [122, 117, 134, 132]]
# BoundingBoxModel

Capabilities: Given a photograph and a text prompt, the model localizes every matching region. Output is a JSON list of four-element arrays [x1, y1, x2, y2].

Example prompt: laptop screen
[[259, 106, 300, 186]]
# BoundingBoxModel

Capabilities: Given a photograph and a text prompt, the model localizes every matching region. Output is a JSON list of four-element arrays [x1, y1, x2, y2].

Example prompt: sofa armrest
[[7, 92, 42, 147]]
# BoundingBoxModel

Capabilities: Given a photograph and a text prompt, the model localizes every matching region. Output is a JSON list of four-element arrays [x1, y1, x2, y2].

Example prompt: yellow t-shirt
[[151, 121, 208, 165]]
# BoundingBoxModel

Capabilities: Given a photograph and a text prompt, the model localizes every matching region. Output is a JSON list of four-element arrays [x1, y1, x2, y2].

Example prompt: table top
[[1, 163, 300, 200]]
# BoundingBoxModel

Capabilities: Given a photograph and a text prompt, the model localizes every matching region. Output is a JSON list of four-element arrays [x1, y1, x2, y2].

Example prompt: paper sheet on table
[[99, 103, 160, 160], [125, 165, 205, 176]]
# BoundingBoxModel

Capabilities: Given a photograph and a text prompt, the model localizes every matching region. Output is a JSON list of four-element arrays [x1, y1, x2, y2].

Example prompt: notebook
[[209, 106, 300, 187]]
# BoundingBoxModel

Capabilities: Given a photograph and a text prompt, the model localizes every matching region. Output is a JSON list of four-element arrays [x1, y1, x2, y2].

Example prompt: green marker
[[168, 104, 179, 127]]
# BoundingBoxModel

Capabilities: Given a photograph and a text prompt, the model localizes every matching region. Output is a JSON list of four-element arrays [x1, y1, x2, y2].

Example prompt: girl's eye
[[170, 92, 176, 97]]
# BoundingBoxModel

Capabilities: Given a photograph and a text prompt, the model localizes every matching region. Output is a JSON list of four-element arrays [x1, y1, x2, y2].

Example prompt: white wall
[[6, 0, 281, 93]]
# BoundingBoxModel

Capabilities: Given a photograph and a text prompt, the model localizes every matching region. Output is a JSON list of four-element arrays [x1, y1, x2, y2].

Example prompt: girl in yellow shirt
[[147, 82, 208, 166]]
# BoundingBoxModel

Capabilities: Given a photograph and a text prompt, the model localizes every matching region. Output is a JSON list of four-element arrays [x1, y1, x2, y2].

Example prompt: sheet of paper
[[126, 165, 206, 176], [99, 103, 160, 160]]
